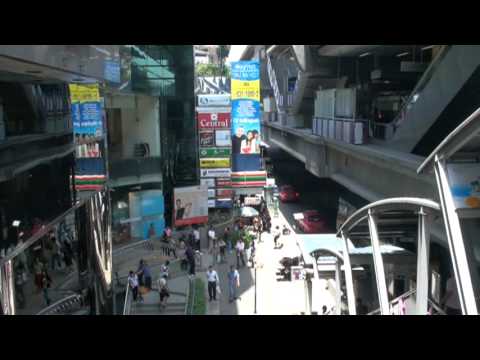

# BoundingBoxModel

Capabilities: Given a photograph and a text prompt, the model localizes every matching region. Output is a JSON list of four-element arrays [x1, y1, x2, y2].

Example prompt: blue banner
[[231, 61, 262, 173], [104, 60, 121, 83], [231, 61, 260, 81]]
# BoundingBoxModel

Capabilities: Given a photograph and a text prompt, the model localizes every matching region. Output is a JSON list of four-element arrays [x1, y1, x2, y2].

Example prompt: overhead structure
[[418, 107, 480, 315]]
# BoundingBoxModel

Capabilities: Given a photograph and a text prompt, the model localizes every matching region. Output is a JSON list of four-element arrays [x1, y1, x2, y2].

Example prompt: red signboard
[[217, 189, 234, 198], [216, 177, 232, 187], [198, 112, 231, 129]]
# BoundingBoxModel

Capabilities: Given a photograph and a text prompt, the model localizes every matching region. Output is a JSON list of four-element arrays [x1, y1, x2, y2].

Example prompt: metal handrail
[[367, 290, 447, 315], [368, 289, 417, 315], [37, 294, 83, 315], [123, 280, 132, 315], [186, 278, 196, 315], [428, 298, 446, 315]]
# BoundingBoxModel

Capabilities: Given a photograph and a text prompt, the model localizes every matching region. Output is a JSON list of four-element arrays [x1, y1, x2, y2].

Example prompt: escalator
[[389, 45, 480, 156]]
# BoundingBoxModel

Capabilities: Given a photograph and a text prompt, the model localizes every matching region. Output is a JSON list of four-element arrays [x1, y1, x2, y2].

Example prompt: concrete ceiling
[[317, 45, 430, 57], [0, 55, 100, 84]]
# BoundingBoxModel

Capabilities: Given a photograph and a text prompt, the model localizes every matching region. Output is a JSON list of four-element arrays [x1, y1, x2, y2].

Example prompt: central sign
[[198, 112, 231, 129]]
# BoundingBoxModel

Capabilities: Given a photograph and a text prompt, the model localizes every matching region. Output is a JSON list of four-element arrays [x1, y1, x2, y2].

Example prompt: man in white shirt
[[206, 266, 220, 301], [128, 271, 140, 302], [208, 226, 216, 249], [442, 275, 462, 315], [236, 239, 246, 268], [193, 228, 201, 251]]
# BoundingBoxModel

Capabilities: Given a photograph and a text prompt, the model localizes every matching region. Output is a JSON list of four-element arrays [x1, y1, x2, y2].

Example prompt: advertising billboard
[[230, 61, 263, 177], [128, 190, 165, 240], [447, 164, 480, 209], [173, 185, 209, 227], [69, 84, 103, 137], [231, 61, 261, 101]]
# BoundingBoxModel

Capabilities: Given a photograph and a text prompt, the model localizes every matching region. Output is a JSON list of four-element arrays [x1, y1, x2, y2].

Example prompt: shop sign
[[200, 168, 231, 178], [199, 131, 215, 147], [215, 129, 231, 147], [216, 178, 232, 187], [200, 178, 216, 188], [199, 148, 231, 158], [200, 158, 231, 169], [198, 94, 231, 107], [217, 189, 234, 198]]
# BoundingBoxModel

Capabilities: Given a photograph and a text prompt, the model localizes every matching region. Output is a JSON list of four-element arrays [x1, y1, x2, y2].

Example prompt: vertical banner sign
[[197, 107, 233, 209], [231, 61, 266, 187], [69, 84, 106, 191]]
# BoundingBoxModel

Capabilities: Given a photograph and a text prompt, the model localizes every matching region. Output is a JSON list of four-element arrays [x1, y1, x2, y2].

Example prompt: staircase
[[131, 277, 189, 315], [389, 45, 480, 155]]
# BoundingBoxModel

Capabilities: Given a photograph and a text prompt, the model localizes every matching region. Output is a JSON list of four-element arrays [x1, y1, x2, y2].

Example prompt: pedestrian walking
[[137, 259, 146, 287], [236, 239, 246, 268], [147, 223, 156, 251], [128, 271, 140, 302], [223, 227, 232, 254], [218, 237, 227, 263], [273, 226, 281, 249], [193, 227, 201, 251], [208, 225, 216, 250], [160, 260, 170, 279], [227, 265, 240, 303], [40, 269, 52, 306], [14, 261, 26, 309], [62, 240, 74, 273], [185, 243, 196, 278], [33, 257, 44, 293], [207, 265, 220, 302], [158, 277, 170, 309], [50, 234, 62, 271], [142, 261, 152, 290]]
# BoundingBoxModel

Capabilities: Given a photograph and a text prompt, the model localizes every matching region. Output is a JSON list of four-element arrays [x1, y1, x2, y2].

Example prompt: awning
[[296, 234, 413, 266]]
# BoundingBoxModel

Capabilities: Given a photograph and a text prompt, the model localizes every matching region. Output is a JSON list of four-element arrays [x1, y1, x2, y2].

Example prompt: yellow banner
[[69, 84, 100, 103], [231, 79, 260, 101], [200, 158, 231, 169]]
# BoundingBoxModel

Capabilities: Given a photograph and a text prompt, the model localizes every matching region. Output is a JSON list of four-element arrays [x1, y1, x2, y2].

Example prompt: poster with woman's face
[[173, 186, 209, 227]]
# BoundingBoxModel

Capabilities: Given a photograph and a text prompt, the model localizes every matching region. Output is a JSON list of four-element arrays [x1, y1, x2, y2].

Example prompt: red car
[[295, 210, 329, 234], [279, 185, 300, 203]]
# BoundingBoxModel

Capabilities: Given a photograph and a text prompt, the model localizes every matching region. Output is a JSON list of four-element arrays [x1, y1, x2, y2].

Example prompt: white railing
[[123, 280, 133, 315]]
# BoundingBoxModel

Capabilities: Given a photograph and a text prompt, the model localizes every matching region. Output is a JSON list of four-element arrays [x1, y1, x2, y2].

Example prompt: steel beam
[[367, 209, 390, 315]]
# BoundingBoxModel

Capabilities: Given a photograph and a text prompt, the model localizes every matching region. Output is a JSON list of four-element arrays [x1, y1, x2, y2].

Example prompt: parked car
[[279, 185, 300, 203], [295, 210, 329, 234]]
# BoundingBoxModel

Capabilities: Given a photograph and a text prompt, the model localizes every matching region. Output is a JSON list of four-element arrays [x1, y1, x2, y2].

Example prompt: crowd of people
[[11, 220, 76, 309], [126, 197, 274, 309]]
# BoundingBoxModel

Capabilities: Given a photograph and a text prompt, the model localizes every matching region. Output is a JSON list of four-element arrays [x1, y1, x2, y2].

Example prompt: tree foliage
[[196, 63, 230, 78]]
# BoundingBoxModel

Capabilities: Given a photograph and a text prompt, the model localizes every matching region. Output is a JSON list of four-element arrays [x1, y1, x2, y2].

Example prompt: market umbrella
[[241, 207, 259, 218]]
